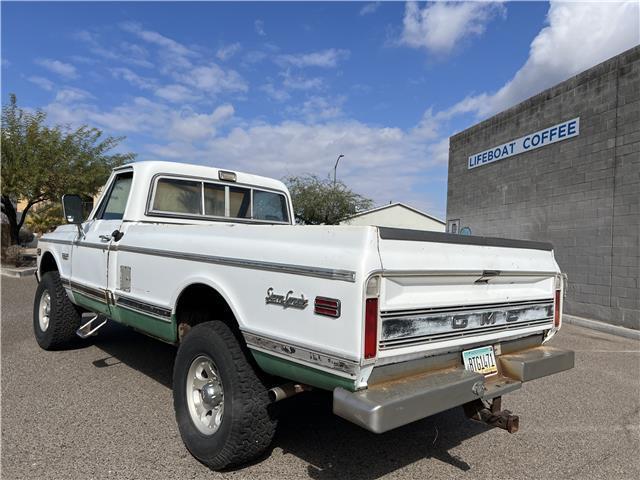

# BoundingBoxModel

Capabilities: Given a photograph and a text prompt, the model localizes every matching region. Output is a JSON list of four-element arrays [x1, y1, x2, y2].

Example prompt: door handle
[[99, 235, 111, 242]]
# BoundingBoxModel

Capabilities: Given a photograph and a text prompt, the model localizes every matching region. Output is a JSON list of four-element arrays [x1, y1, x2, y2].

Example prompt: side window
[[97, 172, 133, 220], [229, 187, 251, 218], [253, 190, 289, 222], [152, 178, 202, 215], [204, 184, 225, 216]]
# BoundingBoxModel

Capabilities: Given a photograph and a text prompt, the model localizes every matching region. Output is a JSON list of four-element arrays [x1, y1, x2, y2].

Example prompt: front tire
[[173, 321, 277, 470], [33, 271, 82, 350]]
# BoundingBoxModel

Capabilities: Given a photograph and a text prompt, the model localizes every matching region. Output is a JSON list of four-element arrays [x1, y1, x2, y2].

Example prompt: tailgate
[[376, 228, 560, 360]]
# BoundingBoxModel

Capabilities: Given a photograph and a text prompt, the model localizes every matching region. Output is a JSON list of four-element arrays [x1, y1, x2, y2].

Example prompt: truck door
[[70, 170, 133, 315]]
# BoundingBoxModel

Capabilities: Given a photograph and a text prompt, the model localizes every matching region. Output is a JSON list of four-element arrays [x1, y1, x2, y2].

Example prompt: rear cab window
[[147, 174, 290, 224]]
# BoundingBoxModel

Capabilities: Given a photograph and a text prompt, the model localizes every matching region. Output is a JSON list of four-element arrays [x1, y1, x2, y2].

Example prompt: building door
[[447, 219, 460, 234]]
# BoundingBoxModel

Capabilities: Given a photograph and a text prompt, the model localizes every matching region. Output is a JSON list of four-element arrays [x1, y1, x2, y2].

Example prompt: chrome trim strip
[[114, 244, 356, 283], [38, 238, 108, 251], [380, 270, 558, 278], [77, 241, 109, 251], [63, 276, 173, 322], [381, 298, 554, 318], [380, 319, 553, 350], [41, 237, 354, 282], [115, 294, 173, 322], [39, 238, 73, 246], [243, 332, 360, 376], [68, 280, 107, 304]]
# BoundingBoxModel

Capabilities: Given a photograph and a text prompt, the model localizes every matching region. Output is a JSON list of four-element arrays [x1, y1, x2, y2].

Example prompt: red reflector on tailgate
[[314, 297, 341, 318], [365, 298, 378, 359]]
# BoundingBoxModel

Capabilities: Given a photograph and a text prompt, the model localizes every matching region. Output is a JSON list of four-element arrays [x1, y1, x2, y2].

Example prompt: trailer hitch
[[463, 396, 519, 433]]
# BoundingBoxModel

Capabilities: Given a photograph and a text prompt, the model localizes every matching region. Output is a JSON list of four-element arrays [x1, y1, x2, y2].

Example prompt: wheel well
[[175, 283, 241, 342], [40, 251, 58, 276]]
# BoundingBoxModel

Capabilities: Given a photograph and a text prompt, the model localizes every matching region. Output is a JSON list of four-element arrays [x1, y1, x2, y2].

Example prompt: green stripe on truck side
[[250, 350, 358, 392], [113, 307, 177, 343], [74, 291, 351, 389], [72, 292, 111, 316], [72, 292, 178, 343]]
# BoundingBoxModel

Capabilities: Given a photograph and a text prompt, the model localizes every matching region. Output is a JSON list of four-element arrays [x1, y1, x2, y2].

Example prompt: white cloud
[[444, 0, 640, 119], [170, 104, 235, 141], [243, 50, 268, 65], [216, 43, 242, 61], [260, 83, 291, 102], [411, 108, 442, 140], [281, 71, 323, 90], [200, 119, 444, 214], [288, 95, 346, 122], [176, 63, 248, 94], [110, 67, 156, 89], [276, 48, 351, 68], [119, 42, 154, 68], [145, 141, 203, 161], [255, 19, 266, 36], [120, 22, 195, 58], [45, 93, 235, 145], [360, 2, 381, 16], [155, 84, 198, 103], [74, 30, 154, 68], [45, 96, 167, 134], [54, 88, 94, 104], [260, 71, 323, 102], [28, 76, 54, 91], [35, 58, 78, 79], [400, 1, 504, 55]]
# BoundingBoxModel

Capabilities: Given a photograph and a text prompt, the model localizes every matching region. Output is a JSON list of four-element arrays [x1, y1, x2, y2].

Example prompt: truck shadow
[[272, 392, 488, 480], [90, 322, 176, 389], [91, 322, 489, 479]]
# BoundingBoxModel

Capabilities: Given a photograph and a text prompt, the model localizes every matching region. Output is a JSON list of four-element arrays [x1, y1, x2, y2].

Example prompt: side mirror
[[62, 194, 84, 224]]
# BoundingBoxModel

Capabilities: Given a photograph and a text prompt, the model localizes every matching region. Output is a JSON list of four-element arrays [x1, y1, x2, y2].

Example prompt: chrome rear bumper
[[333, 346, 574, 433]]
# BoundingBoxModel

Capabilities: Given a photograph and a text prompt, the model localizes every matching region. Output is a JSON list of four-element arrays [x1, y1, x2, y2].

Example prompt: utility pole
[[333, 154, 344, 186]]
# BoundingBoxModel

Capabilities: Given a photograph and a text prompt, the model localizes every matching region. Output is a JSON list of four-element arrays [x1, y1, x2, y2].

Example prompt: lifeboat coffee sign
[[468, 117, 579, 169]]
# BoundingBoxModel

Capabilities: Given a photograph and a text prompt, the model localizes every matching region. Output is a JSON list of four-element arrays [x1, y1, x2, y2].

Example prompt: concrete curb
[[1, 267, 36, 279], [564, 314, 640, 341]]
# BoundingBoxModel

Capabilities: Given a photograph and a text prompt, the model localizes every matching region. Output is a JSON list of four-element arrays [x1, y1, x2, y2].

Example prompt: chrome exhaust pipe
[[268, 383, 309, 402]]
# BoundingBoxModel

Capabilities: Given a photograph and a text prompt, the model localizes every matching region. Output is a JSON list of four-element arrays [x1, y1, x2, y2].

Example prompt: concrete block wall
[[447, 46, 639, 329]]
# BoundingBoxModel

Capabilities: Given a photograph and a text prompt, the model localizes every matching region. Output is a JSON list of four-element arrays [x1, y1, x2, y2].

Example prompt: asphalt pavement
[[2, 275, 639, 479]]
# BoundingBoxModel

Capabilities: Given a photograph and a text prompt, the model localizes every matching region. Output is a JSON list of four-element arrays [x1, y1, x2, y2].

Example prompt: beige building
[[340, 203, 445, 232]]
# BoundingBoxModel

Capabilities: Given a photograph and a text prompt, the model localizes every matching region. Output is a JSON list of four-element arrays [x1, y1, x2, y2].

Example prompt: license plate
[[462, 345, 498, 376]]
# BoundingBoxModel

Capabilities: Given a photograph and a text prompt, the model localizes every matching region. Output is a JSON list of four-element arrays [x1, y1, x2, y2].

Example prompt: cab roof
[[117, 160, 288, 193], [101, 160, 293, 224]]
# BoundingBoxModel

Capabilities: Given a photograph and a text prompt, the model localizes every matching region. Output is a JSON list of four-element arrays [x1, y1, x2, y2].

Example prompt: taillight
[[365, 298, 378, 359], [554, 289, 561, 327], [314, 297, 341, 317]]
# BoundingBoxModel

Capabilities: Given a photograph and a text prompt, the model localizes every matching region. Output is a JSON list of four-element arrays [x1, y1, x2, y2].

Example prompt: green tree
[[284, 174, 373, 225], [25, 203, 64, 236], [1, 94, 135, 244]]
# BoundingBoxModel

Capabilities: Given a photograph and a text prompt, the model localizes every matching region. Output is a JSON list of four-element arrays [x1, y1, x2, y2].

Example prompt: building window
[[447, 219, 460, 234]]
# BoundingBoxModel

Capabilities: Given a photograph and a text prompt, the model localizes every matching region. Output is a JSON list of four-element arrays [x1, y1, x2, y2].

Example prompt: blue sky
[[2, 1, 639, 218]]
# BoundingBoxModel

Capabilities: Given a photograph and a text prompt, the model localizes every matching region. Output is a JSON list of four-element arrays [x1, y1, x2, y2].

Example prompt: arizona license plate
[[462, 345, 498, 376]]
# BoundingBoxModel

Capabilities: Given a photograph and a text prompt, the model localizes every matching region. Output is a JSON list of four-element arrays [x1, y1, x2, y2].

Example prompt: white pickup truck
[[34, 161, 574, 470]]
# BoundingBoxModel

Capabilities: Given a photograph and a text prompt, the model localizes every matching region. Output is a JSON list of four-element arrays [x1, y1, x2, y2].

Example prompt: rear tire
[[173, 320, 277, 470], [33, 271, 82, 350]]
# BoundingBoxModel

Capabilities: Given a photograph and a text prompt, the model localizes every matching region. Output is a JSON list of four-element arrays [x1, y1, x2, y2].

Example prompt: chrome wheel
[[186, 355, 224, 435], [38, 291, 51, 332]]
